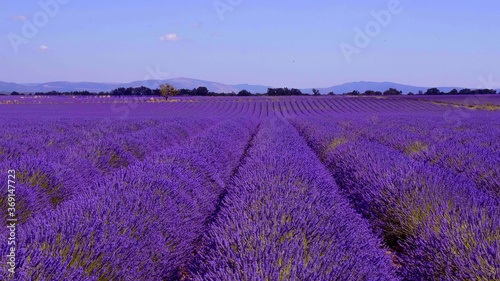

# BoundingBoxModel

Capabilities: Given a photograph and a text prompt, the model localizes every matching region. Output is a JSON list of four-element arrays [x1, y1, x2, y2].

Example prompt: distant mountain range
[[303, 82, 474, 95], [0, 78, 497, 95]]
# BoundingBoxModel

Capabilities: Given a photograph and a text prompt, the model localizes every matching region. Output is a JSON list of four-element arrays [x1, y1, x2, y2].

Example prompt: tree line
[[341, 88, 497, 96], [8, 86, 314, 97], [418, 88, 497, 95], [6, 85, 498, 97]]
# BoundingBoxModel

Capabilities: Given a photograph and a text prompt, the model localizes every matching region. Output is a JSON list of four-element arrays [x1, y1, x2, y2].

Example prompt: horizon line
[[1, 77, 491, 91]]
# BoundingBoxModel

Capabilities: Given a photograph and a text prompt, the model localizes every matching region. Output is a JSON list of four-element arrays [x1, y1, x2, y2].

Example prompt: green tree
[[237, 89, 252, 96], [459, 88, 472, 95], [383, 88, 402, 96], [425, 88, 442, 95], [312, 89, 321, 95], [364, 90, 382, 96], [196, 86, 209, 96], [159, 83, 178, 100], [344, 90, 360, 96]]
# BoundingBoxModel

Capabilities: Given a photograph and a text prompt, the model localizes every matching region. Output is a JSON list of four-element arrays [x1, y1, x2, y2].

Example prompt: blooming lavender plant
[[0, 117, 257, 280], [291, 116, 500, 280], [194, 118, 398, 280], [0, 95, 498, 280]]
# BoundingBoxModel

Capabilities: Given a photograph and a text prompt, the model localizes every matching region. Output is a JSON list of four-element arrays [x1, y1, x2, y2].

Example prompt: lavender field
[[394, 94, 500, 108], [1, 96, 499, 280]]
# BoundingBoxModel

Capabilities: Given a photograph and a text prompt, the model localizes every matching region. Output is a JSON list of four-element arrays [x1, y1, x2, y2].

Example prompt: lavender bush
[[194, 118, 397, 280], [290, 116, 500, 280], [0, 96, 498, 280]]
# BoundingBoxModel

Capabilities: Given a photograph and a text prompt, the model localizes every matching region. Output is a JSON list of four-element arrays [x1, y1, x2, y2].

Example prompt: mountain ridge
[[0, 78, 497, 95]]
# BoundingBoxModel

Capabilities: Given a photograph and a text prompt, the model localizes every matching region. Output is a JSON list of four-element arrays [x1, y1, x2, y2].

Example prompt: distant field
[[0, 96, 499, 280], [395, 94, 500, 106], [0, 95, 464, 118]]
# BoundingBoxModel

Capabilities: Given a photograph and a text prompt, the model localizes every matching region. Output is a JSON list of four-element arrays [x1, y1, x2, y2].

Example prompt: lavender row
[[0, 118, 218, 230], [0, 117, 258, 280], [193, 118, 398, 280], [0, 117, 214, 161], [0, 96, 447, 119], [290, 117, 500, 280], [353, 115, 500, 153], [337, 115, 500, 196]]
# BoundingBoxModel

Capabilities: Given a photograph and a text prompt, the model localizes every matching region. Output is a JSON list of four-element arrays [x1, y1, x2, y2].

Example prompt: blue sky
[[0, 0, 499, 88]]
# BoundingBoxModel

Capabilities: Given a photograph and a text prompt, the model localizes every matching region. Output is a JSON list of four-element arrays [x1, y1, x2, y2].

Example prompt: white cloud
[[159, 33, 181, 42], [36, 45, 49, 52], [10, 15, 27, 21], [190, 22, 203, 28]]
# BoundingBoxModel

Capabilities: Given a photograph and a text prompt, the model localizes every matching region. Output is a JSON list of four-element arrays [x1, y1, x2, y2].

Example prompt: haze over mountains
[[0, 78, 496, 95]]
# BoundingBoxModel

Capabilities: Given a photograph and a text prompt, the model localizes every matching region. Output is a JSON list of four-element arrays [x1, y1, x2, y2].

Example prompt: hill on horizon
[[0, 78, 496, 95]]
